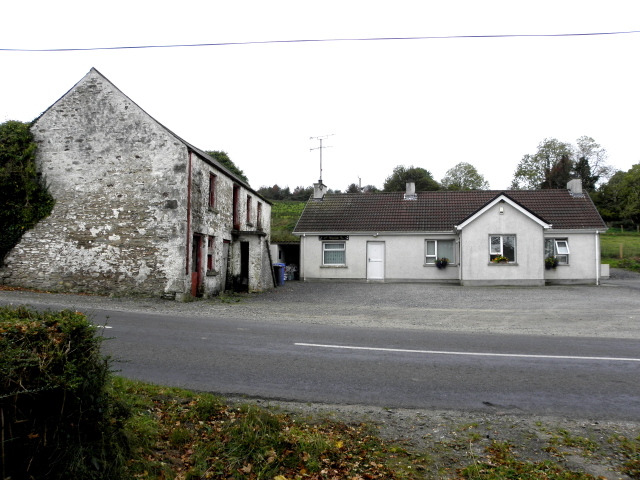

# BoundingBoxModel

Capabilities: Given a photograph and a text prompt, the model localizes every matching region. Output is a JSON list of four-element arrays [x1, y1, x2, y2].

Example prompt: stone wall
[[1, 68, 273, 297]]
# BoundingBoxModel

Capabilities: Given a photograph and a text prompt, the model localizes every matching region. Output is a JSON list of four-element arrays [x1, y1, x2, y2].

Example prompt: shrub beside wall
[[0, 306, 129, 480]]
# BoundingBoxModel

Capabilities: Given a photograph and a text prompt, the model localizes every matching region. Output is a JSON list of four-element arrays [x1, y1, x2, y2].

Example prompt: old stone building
[[2, 68, 273, 298]]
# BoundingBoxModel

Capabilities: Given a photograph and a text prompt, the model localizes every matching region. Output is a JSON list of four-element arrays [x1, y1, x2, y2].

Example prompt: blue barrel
[[273, 263, 286, 286]]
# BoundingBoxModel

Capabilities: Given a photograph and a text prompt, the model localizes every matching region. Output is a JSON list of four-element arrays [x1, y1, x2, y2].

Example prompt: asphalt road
[[2, 275, 640, 421], [87, 308, 640, 421]]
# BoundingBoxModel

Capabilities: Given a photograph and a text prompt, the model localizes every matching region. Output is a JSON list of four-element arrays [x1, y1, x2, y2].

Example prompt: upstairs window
[[545, 238, 570, 264], [425, 240, 455, 264], [323, 242, 345, 265], [490, 235, 516, 262], [232, 185, 240, 230], [257, 202, 263, 229], [246, 195, 252, 224], [208, 174, 217, 209]]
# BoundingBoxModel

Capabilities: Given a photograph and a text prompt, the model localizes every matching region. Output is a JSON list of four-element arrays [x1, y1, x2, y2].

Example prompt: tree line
[[257, 162, 490, 200]]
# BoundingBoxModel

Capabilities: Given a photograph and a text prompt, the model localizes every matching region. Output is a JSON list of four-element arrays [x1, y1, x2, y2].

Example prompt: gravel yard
[[3, 268, 639, 338], [2, 270, 640, 478]]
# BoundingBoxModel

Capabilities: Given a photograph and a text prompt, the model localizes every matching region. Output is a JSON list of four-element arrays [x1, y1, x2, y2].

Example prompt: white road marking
[[294, 343, 640, 362], [97, 325, 113, 329]]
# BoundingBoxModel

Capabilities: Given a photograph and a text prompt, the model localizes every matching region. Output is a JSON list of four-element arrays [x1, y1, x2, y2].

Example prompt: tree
[[573, 156, 599, 192], [592, 170, 626, 221], [510, 138, 573, 190], [256, 184, 291, 200], [441, 162, 490, 190], [619, 164, 640, 223], [290, 185, 313, 201], [592, 164, 640, 224], [575, 136, 613, 185], [383, 165, 439, 192], [510, 137, 612, 190], [345, 183, 362, 193], [205, 150, 249, 184], [0, 120, 55, 264], [540, 154, 573, 189]]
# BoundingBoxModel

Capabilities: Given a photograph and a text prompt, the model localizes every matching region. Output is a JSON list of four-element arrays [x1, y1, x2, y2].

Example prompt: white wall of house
[[299, 233, 459, 282], [459, 202, 546, 286], [543, 231, 601, 284]]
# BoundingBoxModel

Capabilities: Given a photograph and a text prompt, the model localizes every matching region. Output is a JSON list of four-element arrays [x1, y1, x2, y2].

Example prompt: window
[[545, 238, 570, 264], [425, 240, 455, 264], [323, 242, 345, 265], [232, 185, 240, 230], [489, 235, 516, 262], [208, 174, 217, 208], [257, 202, 262, 229], [207, 236, 215, 272], [246, 195, 252, 224]]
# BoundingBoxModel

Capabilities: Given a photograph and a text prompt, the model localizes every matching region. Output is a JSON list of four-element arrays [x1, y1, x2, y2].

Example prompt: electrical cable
[[2, 30, 639, 52]]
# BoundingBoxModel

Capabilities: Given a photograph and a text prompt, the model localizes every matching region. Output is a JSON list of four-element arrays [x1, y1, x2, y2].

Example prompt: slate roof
[[293, 189, 606, 233]]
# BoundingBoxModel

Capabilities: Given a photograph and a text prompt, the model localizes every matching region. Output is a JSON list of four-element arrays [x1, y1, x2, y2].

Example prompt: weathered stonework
[[1, 68, 272, 298]]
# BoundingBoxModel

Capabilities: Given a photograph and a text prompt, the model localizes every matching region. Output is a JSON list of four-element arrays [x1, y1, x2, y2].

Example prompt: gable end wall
[[2, 71, 188, 295]]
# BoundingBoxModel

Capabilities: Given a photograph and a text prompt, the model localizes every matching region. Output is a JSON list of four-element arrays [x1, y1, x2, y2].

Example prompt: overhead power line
[[2, 30, 639, 52]]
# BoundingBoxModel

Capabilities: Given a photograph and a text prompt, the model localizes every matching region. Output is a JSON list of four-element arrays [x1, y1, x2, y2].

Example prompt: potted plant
[[545, 256, 558, 270], [492, 255, 509, 263], [435, 257, 449, 269]]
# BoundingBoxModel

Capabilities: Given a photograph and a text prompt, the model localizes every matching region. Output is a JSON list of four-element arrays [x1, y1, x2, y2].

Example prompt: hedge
[[0, 306, 129, 479]]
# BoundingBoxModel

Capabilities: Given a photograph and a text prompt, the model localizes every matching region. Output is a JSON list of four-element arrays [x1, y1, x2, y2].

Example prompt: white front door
[[367, 241, 385, 280]]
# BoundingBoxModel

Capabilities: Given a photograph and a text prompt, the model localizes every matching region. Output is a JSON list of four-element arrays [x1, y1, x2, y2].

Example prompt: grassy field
[[270, 200, 306, 242], [600, 229, 640, 272]]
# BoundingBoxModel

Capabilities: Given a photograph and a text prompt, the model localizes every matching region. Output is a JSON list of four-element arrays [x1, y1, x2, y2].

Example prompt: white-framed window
[[489, 235, 516, 262], [425, 240, 455, 264], [545, 238, 570, 264], [323, 242, 345, 265]]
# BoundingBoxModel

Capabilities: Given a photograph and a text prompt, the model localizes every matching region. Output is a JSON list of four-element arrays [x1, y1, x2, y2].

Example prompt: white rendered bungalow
[[293, 180, 607, 286]]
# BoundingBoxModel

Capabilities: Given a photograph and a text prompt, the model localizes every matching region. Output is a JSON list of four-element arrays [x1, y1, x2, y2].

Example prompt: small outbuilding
[[293, 180, 607, 286]]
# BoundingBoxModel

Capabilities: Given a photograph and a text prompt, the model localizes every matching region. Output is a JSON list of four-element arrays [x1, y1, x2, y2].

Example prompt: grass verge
[[114, 377, 405, 479], [112, 377, 640, 479]]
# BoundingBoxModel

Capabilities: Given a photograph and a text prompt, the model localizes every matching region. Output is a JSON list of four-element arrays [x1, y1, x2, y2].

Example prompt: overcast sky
[[2, 1, 639, 191]]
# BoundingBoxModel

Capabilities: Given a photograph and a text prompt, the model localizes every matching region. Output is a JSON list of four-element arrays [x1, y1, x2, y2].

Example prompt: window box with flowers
[[435, 257, 449, 269], [545, 256, 558, 270], [492, 255, 509, 264]]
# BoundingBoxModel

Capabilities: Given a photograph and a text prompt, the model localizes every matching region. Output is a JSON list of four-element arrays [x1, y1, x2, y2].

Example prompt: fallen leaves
[[118, 378, 406, 479]]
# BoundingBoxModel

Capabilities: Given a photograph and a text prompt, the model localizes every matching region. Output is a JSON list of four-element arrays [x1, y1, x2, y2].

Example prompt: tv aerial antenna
[[310, 134, 334, 183]]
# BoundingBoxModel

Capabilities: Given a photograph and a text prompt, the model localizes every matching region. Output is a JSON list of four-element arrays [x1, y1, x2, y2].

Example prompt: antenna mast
[[310, 134, 334, 183]]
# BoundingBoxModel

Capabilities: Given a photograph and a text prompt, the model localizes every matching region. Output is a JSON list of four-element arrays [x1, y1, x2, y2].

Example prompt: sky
[[1, 1, 639, 192]]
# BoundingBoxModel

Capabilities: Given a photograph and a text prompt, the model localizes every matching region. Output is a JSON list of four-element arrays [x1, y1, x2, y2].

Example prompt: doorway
[[191, 234, 203, 297], [367, 241, 385, 280]]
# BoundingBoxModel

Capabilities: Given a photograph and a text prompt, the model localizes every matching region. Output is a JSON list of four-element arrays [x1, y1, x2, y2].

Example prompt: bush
[[0, 120, 55, 264], [0, 306, 129, 479]]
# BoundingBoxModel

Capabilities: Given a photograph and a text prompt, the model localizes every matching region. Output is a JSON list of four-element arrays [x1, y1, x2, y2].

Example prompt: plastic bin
[[273, 263, 286, 286]]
